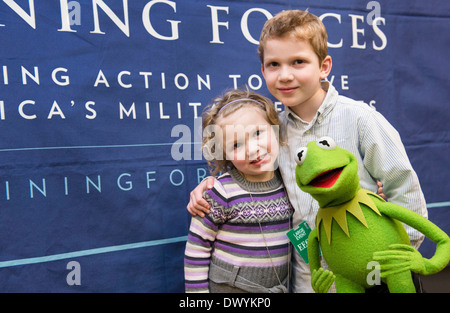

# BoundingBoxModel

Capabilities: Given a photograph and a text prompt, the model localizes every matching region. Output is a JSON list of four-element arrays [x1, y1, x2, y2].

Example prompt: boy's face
[[261, 36, 331, 120]]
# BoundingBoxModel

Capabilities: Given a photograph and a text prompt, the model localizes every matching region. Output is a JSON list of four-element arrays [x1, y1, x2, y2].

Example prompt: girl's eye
[[234, 142, 242, 150]]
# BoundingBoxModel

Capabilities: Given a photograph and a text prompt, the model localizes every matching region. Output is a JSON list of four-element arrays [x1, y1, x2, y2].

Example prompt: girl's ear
[[320, 55, 332, 80]]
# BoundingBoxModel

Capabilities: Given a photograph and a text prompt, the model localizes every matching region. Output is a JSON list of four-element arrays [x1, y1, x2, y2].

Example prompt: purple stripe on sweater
[[219, 177, 233, 182], [202, 216, 218, 229], [215, 242, 288, 255], [217, 233, 289, 244], [184, 258, 210, 266], [185, 282, 209, 289], [187, 233, 212, 247], [221, 221, 289, 231], [206, 189, 228, 207], [259, 221, 290, 230], [220, 224, 259, 231]]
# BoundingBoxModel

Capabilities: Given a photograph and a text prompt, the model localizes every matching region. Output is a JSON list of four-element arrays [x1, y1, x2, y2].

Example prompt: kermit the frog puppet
[[294, 136, 450, 293]]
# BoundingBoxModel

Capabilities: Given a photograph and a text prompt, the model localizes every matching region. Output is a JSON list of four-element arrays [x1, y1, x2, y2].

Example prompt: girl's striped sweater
[[184, 168, 294, 293]]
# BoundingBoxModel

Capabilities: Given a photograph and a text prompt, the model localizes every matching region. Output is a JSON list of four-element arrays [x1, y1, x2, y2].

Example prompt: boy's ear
[[261, 64, 266, 79], [320, 56, 332, 79]]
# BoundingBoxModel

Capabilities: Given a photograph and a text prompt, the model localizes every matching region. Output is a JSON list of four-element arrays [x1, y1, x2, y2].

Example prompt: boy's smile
[[261, 36, 332, 122]]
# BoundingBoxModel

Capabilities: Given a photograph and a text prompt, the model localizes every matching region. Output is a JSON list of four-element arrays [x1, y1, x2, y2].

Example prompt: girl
[[184, 89, 294, 293]]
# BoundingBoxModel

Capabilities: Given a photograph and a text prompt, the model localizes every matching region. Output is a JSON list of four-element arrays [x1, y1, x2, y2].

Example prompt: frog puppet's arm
[[372, 197, 450, 277], [308, 228, 336, 293]]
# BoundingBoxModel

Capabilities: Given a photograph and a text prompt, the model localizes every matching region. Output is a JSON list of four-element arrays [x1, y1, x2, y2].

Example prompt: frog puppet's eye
[[295, 147, 308, 165], [316, 136, 336, 150]]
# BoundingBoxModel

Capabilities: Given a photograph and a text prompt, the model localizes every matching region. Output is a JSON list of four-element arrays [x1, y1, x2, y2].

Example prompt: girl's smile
[[217, 107, 279, 182]]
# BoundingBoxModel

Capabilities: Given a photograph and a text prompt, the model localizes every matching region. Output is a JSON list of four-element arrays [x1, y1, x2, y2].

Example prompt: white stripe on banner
[[0, 142, 201, 152], [0, 236, 188, 269], [427, 201, 450, 209], [0, 203, 447, 269]]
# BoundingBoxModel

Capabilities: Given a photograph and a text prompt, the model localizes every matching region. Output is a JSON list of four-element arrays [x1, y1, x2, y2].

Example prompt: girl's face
[[217, 106, 279, 182]]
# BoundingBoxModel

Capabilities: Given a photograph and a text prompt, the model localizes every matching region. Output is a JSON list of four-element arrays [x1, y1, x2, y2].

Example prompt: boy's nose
[[279, 66, 294, 82]]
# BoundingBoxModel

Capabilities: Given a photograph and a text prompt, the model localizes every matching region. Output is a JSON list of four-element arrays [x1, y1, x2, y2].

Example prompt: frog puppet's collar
[[316, 189, 384, 244]]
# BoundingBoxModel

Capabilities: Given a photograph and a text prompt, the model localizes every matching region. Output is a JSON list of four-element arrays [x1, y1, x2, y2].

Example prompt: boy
[[187, 10, 427, 293]]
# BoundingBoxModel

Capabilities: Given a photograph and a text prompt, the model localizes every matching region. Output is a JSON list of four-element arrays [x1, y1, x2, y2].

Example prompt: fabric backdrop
[[0, 0, 448, 292]]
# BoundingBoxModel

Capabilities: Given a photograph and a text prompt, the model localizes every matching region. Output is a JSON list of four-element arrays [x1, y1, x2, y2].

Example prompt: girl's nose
[[247, 138, 260, 159]]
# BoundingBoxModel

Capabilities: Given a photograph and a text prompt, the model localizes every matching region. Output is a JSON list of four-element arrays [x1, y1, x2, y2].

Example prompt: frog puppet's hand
[[373, 244, 426, 277], [311, 268, 335, 293], [372, 199, 450, 277]]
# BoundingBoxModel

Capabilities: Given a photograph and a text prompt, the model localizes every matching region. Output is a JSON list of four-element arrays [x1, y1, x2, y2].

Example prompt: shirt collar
[[285, 81, 338, 127]]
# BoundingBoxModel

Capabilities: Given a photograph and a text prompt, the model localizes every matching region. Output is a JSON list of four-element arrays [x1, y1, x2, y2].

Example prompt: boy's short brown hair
[[258, 10, 328, 65]]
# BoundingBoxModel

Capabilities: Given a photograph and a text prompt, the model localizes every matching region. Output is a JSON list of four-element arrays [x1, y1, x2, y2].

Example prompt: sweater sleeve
[[184, 184, 227, 293]]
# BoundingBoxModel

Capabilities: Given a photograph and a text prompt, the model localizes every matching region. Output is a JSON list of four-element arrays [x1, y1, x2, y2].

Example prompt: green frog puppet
[[294, 136, 450, 293]]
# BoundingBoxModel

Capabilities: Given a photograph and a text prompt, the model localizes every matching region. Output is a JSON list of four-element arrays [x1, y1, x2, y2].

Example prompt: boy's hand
[[187, 176, 214, 217], [377, 181, 387, 200]]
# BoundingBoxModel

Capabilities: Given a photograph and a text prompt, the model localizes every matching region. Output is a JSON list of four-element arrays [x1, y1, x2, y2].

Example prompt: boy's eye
[[266, 61, 279, 67], [294, 59, 304, 65]]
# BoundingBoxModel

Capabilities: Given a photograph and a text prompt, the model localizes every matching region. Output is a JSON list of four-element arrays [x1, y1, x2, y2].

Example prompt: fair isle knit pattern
[[184, 169, 294, 293]]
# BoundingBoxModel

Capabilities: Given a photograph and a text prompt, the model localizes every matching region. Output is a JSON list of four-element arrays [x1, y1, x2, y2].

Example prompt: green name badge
[[286, 221, 314, 264]]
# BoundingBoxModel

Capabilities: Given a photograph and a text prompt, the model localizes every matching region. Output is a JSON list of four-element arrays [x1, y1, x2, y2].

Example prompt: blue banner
[[0, 0, 448, 292]]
